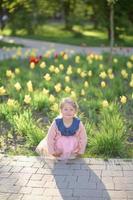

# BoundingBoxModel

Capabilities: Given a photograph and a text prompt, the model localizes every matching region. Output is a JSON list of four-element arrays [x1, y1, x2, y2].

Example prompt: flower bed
[[0, 48, 133, 158]]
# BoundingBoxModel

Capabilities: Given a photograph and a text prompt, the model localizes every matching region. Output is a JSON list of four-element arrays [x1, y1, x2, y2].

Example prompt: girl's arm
[[47, 121, 57, 155], [77, 122, 88, 154]]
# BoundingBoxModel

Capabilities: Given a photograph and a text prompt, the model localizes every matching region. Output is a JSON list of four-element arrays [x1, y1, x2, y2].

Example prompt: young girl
[[36, 97, 87, 160]]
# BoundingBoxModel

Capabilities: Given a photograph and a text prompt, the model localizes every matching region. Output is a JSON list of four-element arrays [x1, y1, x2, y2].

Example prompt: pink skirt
[[36, 135, 79, 160], [55, 136, 78, 160]]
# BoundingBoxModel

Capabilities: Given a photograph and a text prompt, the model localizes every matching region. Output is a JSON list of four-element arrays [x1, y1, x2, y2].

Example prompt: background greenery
[[0, 0, 133, 47]]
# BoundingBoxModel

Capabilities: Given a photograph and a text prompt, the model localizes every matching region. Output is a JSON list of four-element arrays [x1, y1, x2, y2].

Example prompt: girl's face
[[61, 103, 76, 120]]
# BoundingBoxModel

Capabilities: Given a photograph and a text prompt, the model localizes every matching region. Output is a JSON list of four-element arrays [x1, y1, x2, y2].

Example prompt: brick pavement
[[0, 154, 133, 200]]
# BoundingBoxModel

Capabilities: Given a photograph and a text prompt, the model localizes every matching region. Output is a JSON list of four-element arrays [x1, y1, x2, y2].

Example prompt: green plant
[[0, 102, 20, 120], [31, 91, 50, 112], [8, 109, 45, 146], [89, 103, 127, 157]]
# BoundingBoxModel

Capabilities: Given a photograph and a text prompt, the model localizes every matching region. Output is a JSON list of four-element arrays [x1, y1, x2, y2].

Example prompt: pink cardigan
[[36, 120, 88, 156]]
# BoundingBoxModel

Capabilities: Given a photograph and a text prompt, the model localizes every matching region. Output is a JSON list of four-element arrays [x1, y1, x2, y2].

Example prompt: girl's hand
[[52, 152, 62, 157]]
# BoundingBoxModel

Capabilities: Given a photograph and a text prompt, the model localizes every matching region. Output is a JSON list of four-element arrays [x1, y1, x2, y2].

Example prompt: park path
[[0, 36, 133, 61], [0, 154, 133, 200]]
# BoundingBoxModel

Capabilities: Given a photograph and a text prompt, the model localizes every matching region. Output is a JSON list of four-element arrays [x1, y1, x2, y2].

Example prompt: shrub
[[89, 103, 127, 157], [8, 109, 45, 146]]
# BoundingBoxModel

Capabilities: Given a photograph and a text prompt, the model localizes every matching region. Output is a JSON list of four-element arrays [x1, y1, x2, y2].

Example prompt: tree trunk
[[62, 0, 72, 30], [62, 0, 76, 30], [109, 3, 114, 67]]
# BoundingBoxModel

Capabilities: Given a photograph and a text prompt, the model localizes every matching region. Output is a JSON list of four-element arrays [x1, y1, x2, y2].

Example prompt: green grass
[[1, 23, 133, 47], [0, 40, 23, 48]]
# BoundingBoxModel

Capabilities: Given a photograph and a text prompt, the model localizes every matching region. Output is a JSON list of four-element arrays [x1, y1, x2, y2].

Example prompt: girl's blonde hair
[[59, 97, 79, 111]]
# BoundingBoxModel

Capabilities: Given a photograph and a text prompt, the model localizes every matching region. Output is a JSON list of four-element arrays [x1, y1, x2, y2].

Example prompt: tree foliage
[[0, 0, 133, 40]]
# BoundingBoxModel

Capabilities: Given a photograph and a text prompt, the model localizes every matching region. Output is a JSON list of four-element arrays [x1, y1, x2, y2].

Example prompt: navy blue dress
[[55, 117, 80, 136]]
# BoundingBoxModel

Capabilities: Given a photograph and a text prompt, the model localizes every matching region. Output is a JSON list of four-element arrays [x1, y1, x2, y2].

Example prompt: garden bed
[[0, 49, 133, 158]]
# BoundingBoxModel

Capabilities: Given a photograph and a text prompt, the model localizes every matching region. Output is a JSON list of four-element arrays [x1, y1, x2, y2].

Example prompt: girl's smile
[[61, 103, 76, 120]]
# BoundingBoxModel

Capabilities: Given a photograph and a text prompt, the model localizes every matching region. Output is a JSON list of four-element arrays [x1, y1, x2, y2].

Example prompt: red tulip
[[29, 56, 42, 64], [54, 53, 58, 59]]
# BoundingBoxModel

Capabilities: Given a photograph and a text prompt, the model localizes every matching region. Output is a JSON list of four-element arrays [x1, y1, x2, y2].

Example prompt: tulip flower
[[27, 81, 33, 92], [99, 55, 103, 60], [121, 70, 128, 79], [81, 89, 85, 96], [84, 81, 89, 88], [6, 70, 14, 78], [51, 103, 58, 112], [77, 68, 82, 74], [107, 68, 113, 74], [63, 53, 68, 60], [40, 62, 46, 68], [71, 91, 76, 99], [99, 64, 104, 69], [49, 65, 55, 72], [127, 61, 133, 69], [66, 65, 72, 75], [49, 94, 55, 102], [129, 80, 133, 87], [65, 76, 70, 82], [43, 88, 49, 95], [108, 73, 114, 79], [80, 71, 86, 78], [130, 55, 133, 61], [17, 48, 22, 56], [120, 96, 127, 104], [99, 71, 107, 79], [65, 86, 71, 93], [75, 56, 80, 63], [95, 54, 99, 60], [88, 59, 93, 64], [7, 99, 16, 107], [54, 53, 58, 59], [29, 56, 41, 64], [30, 62, 35, 69], [54, 67, 60, 74], [113, 58, 118, 63], [54, 83, 61, 92], [44, 52, 51, 58], [102, 100, 109, 107], [15, 68, 20, 74], [60, 51, 66, 56], [14, 82, 21, 91], [59, 64, 64, 70], [0, 86, 6, 95], [44, 73, 51, 81], [90, 53, 94, 59], [24, 95, 31, 104], [101, 81, 106, 88], [88, 70, 92, 77]]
